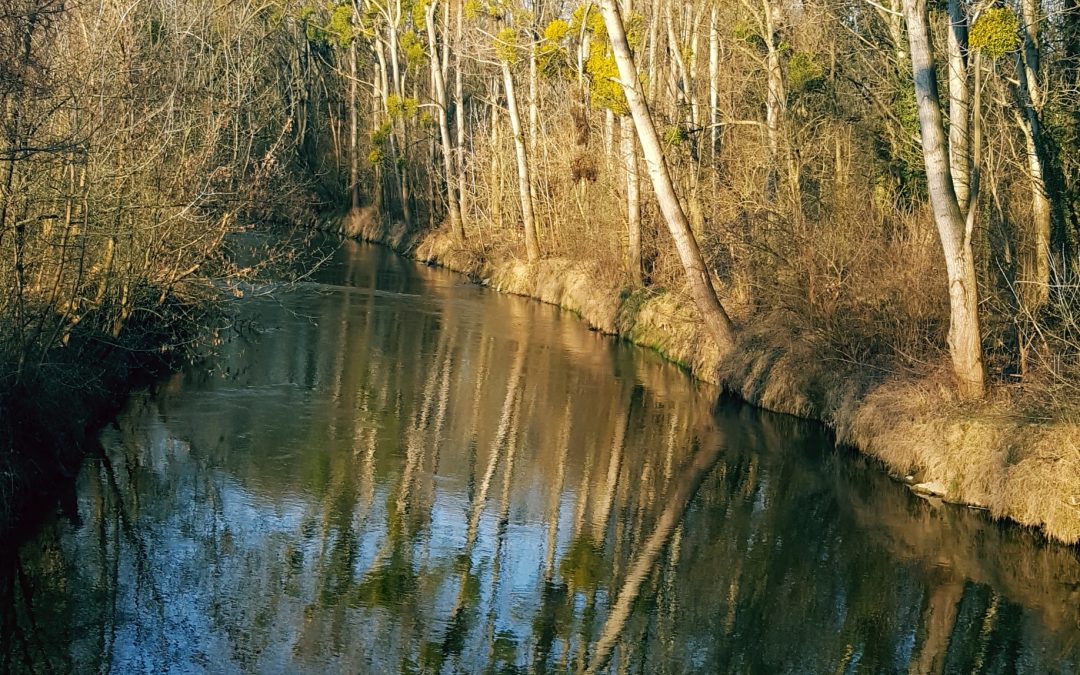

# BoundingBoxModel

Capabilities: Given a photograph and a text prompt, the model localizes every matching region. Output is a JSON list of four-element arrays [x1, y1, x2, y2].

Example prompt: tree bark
[[946, 0, 970, 212], [349, 41, 360, 210], [761, 0, 787, 199], [426, 1, 464, 238], [708, 6, 720, 161], [502, 61, 541, 261], [1015, 0, 1052, 308], [904, 0, 986, 398], [621, 116, 643, 285], [599, 0, 737, 353], [454, 0, 468, 221]]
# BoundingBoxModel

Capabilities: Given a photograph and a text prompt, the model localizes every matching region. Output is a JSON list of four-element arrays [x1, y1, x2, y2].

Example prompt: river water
[[2, 239, 1079, 673]]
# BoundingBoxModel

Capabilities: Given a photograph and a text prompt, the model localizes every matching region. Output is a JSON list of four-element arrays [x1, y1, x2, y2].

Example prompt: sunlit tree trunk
[[763, 0, 787, 199], [501, 60, 541, 261], [599, 0, 737, 353], [904, 0, 986, 398], [1014, 0, 1052, 309], [386, 8, 414, 226], [425, 1, 464, 238], [528, 36, 539, 152], [946, 0, 970, 212], [621, 117, 643, 285], [454, 0, 468, 221], [708, 6, 720, 161], [349, 41, 360, 209]]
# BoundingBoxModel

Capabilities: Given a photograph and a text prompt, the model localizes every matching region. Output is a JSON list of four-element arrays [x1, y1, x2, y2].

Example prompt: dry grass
[[849, 376, 1080, 543]]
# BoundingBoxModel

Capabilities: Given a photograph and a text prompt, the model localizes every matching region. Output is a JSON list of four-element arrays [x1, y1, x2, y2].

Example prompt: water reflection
[[2, 240, 1080, 673]]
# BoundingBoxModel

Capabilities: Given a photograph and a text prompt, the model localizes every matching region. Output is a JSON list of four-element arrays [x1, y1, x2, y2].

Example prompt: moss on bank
[[332, 206, 1080, 545]]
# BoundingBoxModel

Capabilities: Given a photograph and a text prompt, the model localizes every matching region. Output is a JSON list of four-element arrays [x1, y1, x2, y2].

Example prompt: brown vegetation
[[0, 0, 320, 531], [311, 0, 1080, 543]]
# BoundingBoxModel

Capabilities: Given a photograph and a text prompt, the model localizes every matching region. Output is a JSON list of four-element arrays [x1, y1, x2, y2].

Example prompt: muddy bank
[[329, 206, 1080, 545]]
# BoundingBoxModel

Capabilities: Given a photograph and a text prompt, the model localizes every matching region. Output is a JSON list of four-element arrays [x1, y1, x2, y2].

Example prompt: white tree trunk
[[904, 0, 986, 398], [1016, 0, 1052, 308], [502, 61, 541, 261], [946, 0, 970, 211], [426, 1, 464, 238], [349, 42, 360, 209], [621, 116, 643, 285], [599, 0, 737, 353]]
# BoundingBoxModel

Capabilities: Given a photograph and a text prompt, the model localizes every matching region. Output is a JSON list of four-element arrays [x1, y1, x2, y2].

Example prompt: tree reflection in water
[[2, 240, 1079, 673]]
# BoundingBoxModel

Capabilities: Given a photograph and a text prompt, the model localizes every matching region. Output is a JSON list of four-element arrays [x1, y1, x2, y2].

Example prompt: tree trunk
[[1015, 0, 1052, 308], [621, 116, 643, 285], [763, 0, 787, 198], [349, 41, 360, 209], [454, 0, 468, 221], [904, 0, 986, 398], [946, 0, 970, 212], [528, 36, 539, 152], [426, 1, 464, 238], [708, 6, 720, 161], [599, 0, 737, 353], [502, 61, 541, 261]]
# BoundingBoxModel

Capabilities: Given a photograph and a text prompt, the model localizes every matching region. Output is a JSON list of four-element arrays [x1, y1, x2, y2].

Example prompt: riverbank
[[0, 307, 191, 539], [329, 206, 1080, 545]]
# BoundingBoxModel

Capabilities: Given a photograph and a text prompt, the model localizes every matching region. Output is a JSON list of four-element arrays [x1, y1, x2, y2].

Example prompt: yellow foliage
[[586, 45, 627, 114], [970, 8, 1020, 58], [386, 95, 419, 120], [544, 18, 569, 42], [495, 27, 519, 64], [570, 4, 605, 36]]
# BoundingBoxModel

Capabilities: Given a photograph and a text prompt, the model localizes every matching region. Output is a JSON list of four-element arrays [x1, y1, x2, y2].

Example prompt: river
[[2, 238, 1078, 673]]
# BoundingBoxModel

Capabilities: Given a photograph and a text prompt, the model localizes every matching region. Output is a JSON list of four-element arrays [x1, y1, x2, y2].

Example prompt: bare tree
[[598, 0, 736, 353], [903, 0, 987, 397]]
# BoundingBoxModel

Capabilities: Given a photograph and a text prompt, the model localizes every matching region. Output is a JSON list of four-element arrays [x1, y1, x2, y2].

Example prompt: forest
[[0, 0, 1078, 536]]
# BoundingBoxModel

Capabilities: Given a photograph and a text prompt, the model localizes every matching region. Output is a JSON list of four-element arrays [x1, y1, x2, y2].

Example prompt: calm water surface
[[2, 239, 1080, 673]]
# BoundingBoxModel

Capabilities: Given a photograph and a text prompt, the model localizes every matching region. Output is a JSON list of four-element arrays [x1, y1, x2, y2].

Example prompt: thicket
[[0, 0, 326, 528], [291, 0, 1079, 410]]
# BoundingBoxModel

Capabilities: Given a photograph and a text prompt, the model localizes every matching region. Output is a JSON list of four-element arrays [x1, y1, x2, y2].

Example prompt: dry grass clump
[[623, 291, 722, 377], [849, 374, 1080, 543], [1002, 430, 1080, 543], [489, 258, 622, 334]]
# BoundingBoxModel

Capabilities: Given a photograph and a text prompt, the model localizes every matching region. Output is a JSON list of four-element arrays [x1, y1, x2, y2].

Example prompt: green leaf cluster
[[586, 45, 627, 114], [372, 121, 393, 147], [970, 7, 1020, 59], [465, 0, 509, 20], [386, 95, 419, 120], [787, 51, 824, 93], [303, 2, 356, 48], [572, 6, 644, 114], [400, 30, 426, 71], [569, 4, 605, 36], [664, 125, 689, 146], [538, 19, 572, 78], [732, 21, 765, 50]]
